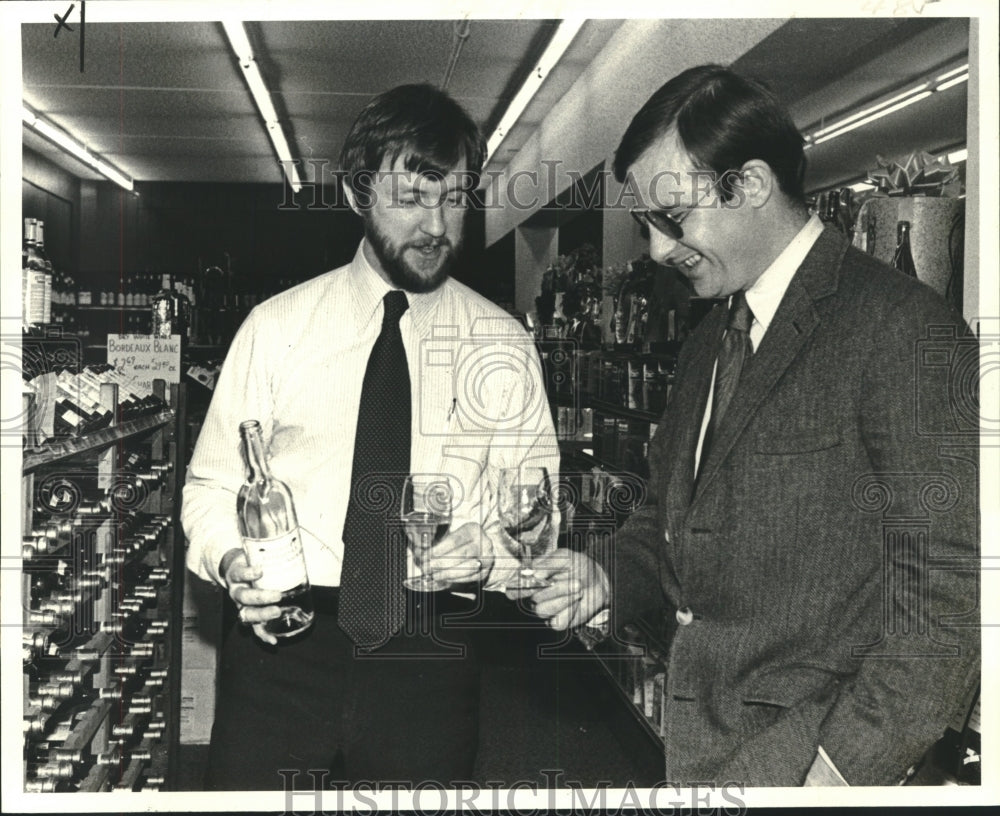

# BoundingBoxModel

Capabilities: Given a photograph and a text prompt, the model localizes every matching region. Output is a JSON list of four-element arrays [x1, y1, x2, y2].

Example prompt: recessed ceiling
[[21, 17, 970, 193], [21, 19, 620, 185]]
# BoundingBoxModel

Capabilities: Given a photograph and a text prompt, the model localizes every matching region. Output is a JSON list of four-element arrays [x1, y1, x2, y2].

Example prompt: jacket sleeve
[[597, 327, 707, 630]]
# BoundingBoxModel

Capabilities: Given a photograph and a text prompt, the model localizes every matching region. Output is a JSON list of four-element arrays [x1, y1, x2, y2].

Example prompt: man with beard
[[182, 83, 557, 788]]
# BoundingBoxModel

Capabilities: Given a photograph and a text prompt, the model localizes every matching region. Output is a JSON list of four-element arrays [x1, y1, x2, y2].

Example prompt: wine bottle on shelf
[[173, 276, 193, 340], [34, 221, 54, 324], [185, 273, 200, 343], [52, 392, 91, 439], [825, 190, 840, 226], [151, 274, 173, 338], [237, 419, 314, 637], [56, 371, 114, 430], [892, 220, 918, 278], [865, 210, 877, 256], [151, 274, 189, 339], [837, 187, 853, 240], [23, 218, 50, 326], [79, 366, 145, 421]]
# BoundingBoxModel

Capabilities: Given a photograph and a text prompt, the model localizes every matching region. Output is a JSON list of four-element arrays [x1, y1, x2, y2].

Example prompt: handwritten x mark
[[53, 4, 75, 37]]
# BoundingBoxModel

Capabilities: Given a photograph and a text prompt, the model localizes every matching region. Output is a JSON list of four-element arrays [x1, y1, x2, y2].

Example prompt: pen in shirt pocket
[[443, 397, 457, 433]]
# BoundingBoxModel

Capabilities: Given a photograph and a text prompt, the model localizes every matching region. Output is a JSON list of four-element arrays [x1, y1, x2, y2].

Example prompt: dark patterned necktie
[[699, 290, 753, 472], [338, 291, 411, 649]]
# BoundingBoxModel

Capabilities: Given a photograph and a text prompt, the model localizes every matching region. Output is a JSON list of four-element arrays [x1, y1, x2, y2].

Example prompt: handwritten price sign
[[107, 334, 181, 391]]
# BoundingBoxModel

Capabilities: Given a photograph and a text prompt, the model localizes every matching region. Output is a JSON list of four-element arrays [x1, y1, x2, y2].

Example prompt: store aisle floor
[[174, 596, 659, 791]]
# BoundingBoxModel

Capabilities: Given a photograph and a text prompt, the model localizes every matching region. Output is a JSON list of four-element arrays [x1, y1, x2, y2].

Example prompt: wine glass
[[400, 475, 453, 592], [497, 467, 557, 590]]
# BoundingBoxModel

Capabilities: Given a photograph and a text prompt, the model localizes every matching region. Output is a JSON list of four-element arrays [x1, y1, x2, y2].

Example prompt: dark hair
[[340, 83, 486, 196], [612, 65, 806, 204]]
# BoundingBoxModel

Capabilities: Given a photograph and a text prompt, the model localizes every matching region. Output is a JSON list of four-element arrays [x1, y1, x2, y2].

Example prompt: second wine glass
[[497, 466, 557, 590], [400, 475, 453, 592]]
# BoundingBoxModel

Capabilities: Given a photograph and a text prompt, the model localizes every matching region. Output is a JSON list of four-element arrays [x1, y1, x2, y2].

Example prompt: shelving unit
[[21, 378, 185, 792], [538, 333, 678, 759]]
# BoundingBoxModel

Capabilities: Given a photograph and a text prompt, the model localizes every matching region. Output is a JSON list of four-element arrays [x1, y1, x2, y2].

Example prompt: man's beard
[[364, 215, 459, 294]]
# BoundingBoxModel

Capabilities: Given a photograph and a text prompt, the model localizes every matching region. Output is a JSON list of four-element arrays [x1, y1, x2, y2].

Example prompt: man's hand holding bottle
[[220, 547, 284, 646]]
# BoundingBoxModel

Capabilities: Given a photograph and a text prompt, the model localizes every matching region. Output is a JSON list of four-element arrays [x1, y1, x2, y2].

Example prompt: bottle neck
[[240, 424, 270, 484]]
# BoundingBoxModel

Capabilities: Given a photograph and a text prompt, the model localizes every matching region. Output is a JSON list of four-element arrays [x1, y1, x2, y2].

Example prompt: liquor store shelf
[[594, 655, 665, 752], [551, 392, 665, 424], [558, 441, 619, 474], [55, 305, 148, 312], [22, 410, 174, 473], [586, 398, 663, 424]]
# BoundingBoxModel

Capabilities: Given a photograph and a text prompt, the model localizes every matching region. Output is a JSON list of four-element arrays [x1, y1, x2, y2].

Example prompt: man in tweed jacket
[[525, 65, 979, 786]]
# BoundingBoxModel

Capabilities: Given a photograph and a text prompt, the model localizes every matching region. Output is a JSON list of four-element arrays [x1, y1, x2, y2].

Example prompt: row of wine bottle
[[24, 501, 175, 791], [23, 363, 169, 445]]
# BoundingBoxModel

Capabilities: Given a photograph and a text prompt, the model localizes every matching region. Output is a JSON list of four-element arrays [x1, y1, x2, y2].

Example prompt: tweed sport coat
[[607, 227, 980, 787]]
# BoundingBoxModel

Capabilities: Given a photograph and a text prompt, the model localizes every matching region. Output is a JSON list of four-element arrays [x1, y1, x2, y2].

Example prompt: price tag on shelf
[[107, 334, 181, 391]]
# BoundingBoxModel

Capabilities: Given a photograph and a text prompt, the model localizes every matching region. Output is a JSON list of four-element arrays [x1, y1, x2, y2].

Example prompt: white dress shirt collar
[[347, 240, 446, 335], [743, 214, 825, 344], [696, 214, 825, 473]]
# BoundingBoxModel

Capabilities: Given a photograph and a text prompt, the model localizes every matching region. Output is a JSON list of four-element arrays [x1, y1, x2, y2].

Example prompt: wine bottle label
[[242, 529, 307, 592]]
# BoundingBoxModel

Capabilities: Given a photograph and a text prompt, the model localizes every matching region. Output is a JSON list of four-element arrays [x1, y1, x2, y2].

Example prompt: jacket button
[[676, 606, 694, 625], [663, 530, 670, 543]]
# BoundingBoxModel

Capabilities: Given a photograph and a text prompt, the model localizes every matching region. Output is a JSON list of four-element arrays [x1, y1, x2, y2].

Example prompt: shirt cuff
[[185, 525, 244, 588]]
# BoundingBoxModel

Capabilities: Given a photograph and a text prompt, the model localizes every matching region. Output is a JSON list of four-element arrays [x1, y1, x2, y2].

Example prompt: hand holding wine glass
[[498, 466, 557, 590], [400, 475, 453, 592]]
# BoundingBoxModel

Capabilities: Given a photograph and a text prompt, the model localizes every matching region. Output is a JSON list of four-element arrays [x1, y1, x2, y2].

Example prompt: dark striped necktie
[[700, 290, 753, 472]]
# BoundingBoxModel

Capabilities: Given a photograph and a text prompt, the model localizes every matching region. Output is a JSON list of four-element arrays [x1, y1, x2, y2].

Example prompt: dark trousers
[[205, 588, 481, 790]]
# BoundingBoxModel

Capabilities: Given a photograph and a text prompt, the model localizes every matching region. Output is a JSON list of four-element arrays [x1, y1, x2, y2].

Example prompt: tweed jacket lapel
[[691, 228, 848, 506]]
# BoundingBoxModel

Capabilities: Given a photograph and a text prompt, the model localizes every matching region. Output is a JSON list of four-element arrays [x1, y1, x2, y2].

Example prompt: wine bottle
[[173, 276, 193, 340], [151, 274, 182, 338], [23, 219, 48, 326], [825, 190, 840, 226], [892, 220, 918, 278], [34, 220, 54, 324], [237, 419, 314, 637], [838, 187, 854, 240], [151, 274, 170, 337]]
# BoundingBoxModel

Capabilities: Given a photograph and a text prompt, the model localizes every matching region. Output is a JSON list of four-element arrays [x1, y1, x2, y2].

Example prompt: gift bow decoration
[[866, 151, 960, 197]]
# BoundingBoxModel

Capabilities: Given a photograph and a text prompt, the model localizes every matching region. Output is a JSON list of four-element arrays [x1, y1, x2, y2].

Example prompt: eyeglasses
[[629, 171, 739, 241], [630, 205, 694, 242]]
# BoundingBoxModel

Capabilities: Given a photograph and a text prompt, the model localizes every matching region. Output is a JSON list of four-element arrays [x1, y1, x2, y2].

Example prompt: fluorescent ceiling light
[[22, 104, 134, 192], [936, 73, 969, 92], [935, 64, 968, 82], [222, 19, 303, 192], [485, 19, 586, 165], [804, 61, 969, 149], [813, 91, 933, 145], [810, 84, 929, 140]]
